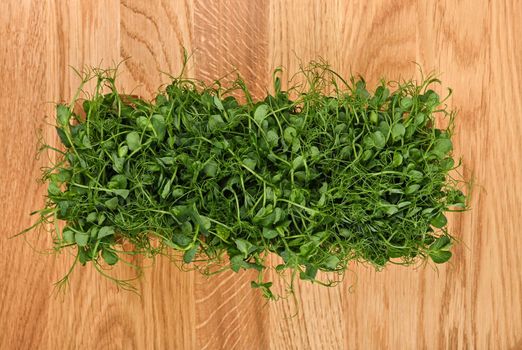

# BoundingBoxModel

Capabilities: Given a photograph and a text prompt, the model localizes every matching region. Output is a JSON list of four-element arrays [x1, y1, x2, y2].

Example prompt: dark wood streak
[[52, 1, 67, 100], [121, 0, 170, 69], [159, 0, 186, 56]]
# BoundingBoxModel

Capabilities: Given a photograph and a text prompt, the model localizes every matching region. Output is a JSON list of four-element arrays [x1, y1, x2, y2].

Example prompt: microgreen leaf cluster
[[24, 62, 468, 297]]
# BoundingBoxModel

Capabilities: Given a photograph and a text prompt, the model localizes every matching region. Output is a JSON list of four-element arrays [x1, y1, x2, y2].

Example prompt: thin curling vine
[[19, 60, 469, 299]]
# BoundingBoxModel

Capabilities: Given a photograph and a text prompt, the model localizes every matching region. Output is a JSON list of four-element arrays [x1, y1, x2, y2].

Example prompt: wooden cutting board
[[1, 1, 520, 349]]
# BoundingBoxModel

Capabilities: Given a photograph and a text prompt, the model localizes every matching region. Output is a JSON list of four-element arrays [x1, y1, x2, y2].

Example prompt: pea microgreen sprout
[[20, 61, 469, 298]]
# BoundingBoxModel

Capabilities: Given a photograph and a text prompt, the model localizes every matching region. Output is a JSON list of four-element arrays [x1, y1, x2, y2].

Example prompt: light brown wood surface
[[1, 1, 521, 349]]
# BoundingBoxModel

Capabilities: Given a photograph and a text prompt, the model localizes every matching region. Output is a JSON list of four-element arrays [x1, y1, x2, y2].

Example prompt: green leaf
[[323, 255, 340, 270], [309, 146, 320, 160], [235, 238, 253, 258], [266, 130, 279, 148], [283, 127, 297, 145], [112, 154, 125, 173], [159, 157, 175, 165], [97, 213, 106, 226], [432, 138, 453, 158], [378, 121, 390, 136], [292, 156, 305, 170], [151, 114, 166, 140], [168, 136, 176, 148], [198, 215, 212, 232], [426, 90, 440, 107], [422, 208, 435, 215], [208, 114, 225, 131], [397, 201, 411, 208], [409, 170, 424, 181], [429, 250, 452, 264], [112, 189, 129, 199], [440, 158, 455, 171], [63, 230, 75, 243], [431, 235, 451, 250], [391, 152, 403, 167], [339, 229, 351, 237], [86, 212, 97, 223], [75, 232, 89, 247], [383, 205, 399, 215], [98, 226, 115, 239], [161, 179, 172, 199], [118, 145, 128, 158], [78, 248, 90, 265], [250, 281, 273, 295], [136, 116, 149, 129], [299, 241, 317, 256], [414, 113, 425, 126], [230, 255, 246, 272], [215, 226, 230, 241], [391, 124, 406, 141], [172, 232, 192, 247], [56, 104, 71, 126], [101, 249, 119, 265], [89, 226, 99, 238], [81, 134, 91, 148], [242, 158, 257, 170], [371, 131, 386, 148], [203, 160, 218, 177], [104, 197, 119, 210], [334, 123, 346, 134], [48, 182, 61, 196], [300, 265, 318, 280], [171, 187, 184, 198], [262, 227, 278, 239], [183, 244, 199, 263], [400, 97, 413, 109], [431, 213, 448, 228], [405, 184, 421, 194], [213, 95, 224, 110], [56, 127, 71, 147], [292, 138, 301, 152], [126, 131, 141, 151], [108, 175, 127, 190], [56, 169, 71, 182], [181, 221, 192, 236], [254, 104, 269, 123], [369, 111, 379, 124], [372, 255, 388, 266]]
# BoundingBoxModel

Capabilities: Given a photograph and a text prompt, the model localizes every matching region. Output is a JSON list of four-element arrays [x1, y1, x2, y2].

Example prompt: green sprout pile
[[24, 62, 468, 298]]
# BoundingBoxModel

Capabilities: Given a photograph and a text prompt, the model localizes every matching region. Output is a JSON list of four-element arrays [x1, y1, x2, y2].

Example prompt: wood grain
[[1, 1, 521, 349], [194, 0, 269, 97], [0, 2, 54, 349], [192, 2, 270, 349]]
